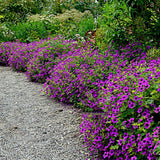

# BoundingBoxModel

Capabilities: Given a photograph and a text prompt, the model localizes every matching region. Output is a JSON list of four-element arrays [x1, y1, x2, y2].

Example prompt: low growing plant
[[79, 43, 160, 159]]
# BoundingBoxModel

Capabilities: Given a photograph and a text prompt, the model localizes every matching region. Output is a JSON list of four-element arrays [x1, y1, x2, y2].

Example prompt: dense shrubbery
[[0, 0, 46, 24], [95, 0, 160, 51], [5, 21, 53, 43], [42, 0, 104, 17]]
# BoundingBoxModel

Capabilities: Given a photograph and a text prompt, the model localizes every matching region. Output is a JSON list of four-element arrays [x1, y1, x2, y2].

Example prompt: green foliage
[[8, 21, 50, 43], [95, 27, 108, 51], [95, 0, 160, 50], [0, 0, 47, 24], [0, 23, 15, 42], [124, 0, 160, 47], [96, 0, 132, 49], [40, 9, 94, 40], [79, 17, 95, 38], [42, 0, 104, 18], [154, 145, 160, 160], [146, 47, 160, 61]]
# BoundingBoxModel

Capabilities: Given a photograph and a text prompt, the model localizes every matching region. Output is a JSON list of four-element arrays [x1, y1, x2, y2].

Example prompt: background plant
[[95, 0, 132, 50], [125, 0, 160, 47], [0, 0, 47, 24], [42, 0, 104, 18], [8, 21, 51, 43], [0, 23, 15, 42]]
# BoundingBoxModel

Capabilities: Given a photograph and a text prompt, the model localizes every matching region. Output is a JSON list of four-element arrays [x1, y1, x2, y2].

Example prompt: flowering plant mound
[[25, 36, 82, 83], [80, 51, 160, 159], [8, 40, 49, 72], [0, 42, 18, 66], [43, 43, 132, 112]]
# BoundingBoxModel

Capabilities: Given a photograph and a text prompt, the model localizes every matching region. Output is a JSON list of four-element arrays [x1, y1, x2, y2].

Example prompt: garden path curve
[[0, 66, 99, 160]]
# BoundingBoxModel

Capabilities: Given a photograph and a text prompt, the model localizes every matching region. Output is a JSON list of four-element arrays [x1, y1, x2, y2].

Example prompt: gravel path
[[0, 66, 99, 160]]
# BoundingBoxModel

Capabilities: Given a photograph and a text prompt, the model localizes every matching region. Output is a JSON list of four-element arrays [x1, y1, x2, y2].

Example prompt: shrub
[[124, 0, 160, 47], [0, 0, 46, 24], [9, 21, 50, 43], [0, 23, 15, 42], [42, 0, 104, 17], [78, 16, 95, 39], [96, 0, 132, 49], [26, 13, 55, 23], [53, 9, 94, 39]]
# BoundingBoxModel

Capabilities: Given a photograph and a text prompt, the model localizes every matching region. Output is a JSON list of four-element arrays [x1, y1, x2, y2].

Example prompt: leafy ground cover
[[0, 36, 160, 160]]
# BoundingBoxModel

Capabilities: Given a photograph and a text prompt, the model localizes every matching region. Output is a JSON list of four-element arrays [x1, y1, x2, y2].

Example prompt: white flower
[[75, 34, 80, 37]]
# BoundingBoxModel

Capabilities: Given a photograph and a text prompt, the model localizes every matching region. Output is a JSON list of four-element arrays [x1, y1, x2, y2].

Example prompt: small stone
[[58, 109, 63, 112]]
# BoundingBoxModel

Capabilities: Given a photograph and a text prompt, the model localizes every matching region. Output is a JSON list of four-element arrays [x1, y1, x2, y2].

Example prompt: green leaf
[[151, 90, 158, 95]]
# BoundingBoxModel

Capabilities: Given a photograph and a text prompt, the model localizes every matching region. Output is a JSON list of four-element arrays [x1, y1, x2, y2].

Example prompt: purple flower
[[144, 122, 150, 129], [118, 139, 123, 146], [128, 101, 135, 109], [126, 123, 131, 128], [138, 101, 143, 105], [111, 117, 118, 124], [123, 87, 129, 92], [133, 96, 140, 101], [129, 118, 134, 123], [122, 120, 127, 126], [121, 94, 129, 100], [154, 107, 160, 113], [131, 155, 137, 160], [117, 150, 122, 156], [109, 149, 114, 156], [130, 135, 135, 140], [123, 133, 128, 139], [122, 145, 126, 151], [137, 107, 143, 113], [125, 143, 130, 149], [153, 131, 159, 138], [103, 152, 109, 158], [138, 86, 144, 92]]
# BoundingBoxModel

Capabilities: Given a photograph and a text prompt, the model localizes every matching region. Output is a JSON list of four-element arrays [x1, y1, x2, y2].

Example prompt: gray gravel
[[0, 66, 99, 160]]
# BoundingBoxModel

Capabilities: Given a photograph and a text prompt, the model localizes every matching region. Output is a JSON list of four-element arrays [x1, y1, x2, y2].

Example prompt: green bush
[[0, 22, 15, 42], [95, 0, 160, 50], [96, 0, 132, 50], [50, 9, 94, 40], [8, 21, 50, 43], [79, 17, 95, 38], [124, 0, 160, 47]]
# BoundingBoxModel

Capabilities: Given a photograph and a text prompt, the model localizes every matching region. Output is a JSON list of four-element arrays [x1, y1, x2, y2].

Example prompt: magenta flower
[[128, 101, 135, 108], [131, 155, 137, 160], [103, 151, 109, 158]]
